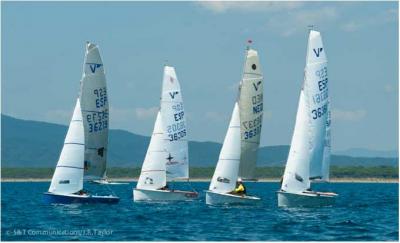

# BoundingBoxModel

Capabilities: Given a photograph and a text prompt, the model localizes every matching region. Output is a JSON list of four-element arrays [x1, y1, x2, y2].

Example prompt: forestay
[[238, 48, 263, 179], [80, 42, 109, 180], [49, 99, 84, 195], [160, 66, 189, 181], [209, 103, 241, 193], [137, 111, 168, 190]]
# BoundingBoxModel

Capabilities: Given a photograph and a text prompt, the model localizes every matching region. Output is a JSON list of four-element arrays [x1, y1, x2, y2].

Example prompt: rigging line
[[104, 181, 117, 197], [186, 178, 198, 194]]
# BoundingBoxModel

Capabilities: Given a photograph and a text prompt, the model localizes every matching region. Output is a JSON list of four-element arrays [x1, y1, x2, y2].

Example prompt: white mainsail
[[79, 42, 109, 180], [209, 103, 241, 193], [136, 111, 168, 190], [238, 48, 263, 179], [306, 30, 329, 180], [281, 30, 329, 193], [49, 99, 84, 194], [160, 66, 189, 181]]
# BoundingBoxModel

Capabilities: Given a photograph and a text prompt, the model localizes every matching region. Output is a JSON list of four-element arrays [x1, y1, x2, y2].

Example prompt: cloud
[[341, 21, 359, 32], [45, 109, 73, 124], [135, 107, 159, 120], [205, 111, 228, 122], [196, 1, 303, 13], [341, 7, 397, 33], [110, 106, 158, 122], [266, 6, 338, 37], [109, 106, 136, 122], [384, 8, 398, 23], [332, 108, 367, 122], [264, 110, 273, 120], [384, 83, 396, 94], [227, 82, 240, 91]]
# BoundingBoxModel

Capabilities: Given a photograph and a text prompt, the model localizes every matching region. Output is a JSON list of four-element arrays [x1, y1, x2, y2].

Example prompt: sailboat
[[277, 30, 337, 207], [79, 42, 126, 185], [206, 45, 263, 205], [133, 66, 198, 201], [43, 99, 119, 204]]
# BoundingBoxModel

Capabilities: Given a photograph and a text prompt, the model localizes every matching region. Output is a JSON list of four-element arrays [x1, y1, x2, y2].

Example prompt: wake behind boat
[[133, 65, 198, 202], [43, 192, 119, 204], [277, 29, 337, 207], [91, 179, 129, 185]]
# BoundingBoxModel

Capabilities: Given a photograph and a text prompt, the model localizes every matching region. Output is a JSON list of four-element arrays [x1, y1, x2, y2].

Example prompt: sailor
[[159, 184, 169, 191], [231, 178, 246, 195], [76, 189, 88, 195]]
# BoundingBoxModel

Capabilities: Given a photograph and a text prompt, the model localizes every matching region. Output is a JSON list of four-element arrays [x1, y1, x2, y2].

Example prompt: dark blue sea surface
[[1, 182, 398, 241]]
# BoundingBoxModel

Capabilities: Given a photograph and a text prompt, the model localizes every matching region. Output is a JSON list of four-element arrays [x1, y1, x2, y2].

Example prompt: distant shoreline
[[1, 178, 398, 183]]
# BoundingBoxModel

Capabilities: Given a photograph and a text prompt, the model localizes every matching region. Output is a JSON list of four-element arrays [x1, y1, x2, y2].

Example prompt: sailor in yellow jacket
[[231, 178, 246, 195]]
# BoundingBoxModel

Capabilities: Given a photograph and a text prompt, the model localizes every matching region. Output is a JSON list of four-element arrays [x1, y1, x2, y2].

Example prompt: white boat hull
[[205, 190, 260, 205], [277, 190, 337, 207], [133, 188, 198, 202]]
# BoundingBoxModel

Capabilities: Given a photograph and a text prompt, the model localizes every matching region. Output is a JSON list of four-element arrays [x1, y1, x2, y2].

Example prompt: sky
[[2, 1, 398, 151]]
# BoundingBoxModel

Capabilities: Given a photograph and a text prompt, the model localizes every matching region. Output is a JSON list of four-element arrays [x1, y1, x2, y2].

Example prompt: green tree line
[[1, 166, 398, 179]]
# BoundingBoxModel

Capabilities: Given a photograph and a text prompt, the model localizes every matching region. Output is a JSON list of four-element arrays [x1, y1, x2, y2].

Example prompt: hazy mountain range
[[2, 115, 398, 168]]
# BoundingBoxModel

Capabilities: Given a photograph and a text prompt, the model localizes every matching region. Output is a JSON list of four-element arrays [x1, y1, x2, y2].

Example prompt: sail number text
[[312, 67, 329, 105], [243, 115, 262, 140], [167, 102, 186, 141], [94, 88, 108, 108], [311, 103, 328, 120], [86, 110, 108, 133], [252, 94, 263, 114]]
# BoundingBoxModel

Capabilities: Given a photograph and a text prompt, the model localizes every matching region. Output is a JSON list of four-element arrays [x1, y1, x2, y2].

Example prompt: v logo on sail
[[169, 91, 179, 99], [253, 81, 262, 91], [313, 48, 323, 57], [87, 63, 103, 73]]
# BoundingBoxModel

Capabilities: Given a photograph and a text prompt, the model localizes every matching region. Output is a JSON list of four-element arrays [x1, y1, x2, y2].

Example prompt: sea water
[[1, 182, 398, 241]]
